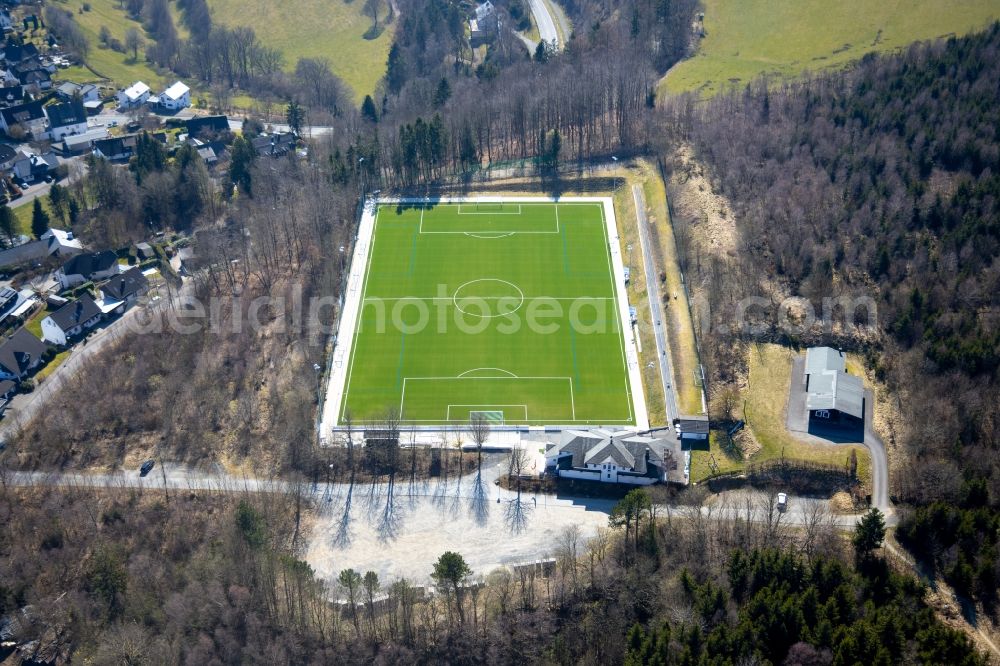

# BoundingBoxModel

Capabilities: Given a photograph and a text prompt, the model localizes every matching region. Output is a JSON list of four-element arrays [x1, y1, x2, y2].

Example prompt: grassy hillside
[[207, 0, 393, 102], [661, 0, 1000, 96], [60, 0, 187, 87]]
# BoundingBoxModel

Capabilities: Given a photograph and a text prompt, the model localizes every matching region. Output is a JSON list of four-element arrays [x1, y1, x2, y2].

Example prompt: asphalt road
[[632, 184, 680, 424], [528, 0, 560, 48], [4, 463, 885, 584]]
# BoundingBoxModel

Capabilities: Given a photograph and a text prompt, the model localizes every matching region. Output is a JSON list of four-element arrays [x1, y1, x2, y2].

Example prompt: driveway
[[786, 354, 890, 514], [632, 185, 680, 424]]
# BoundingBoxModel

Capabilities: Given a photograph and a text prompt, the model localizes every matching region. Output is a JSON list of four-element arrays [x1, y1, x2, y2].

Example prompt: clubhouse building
[[544, 429, 683, 485]]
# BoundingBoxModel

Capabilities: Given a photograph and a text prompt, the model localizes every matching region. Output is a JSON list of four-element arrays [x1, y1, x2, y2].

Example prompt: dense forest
[[665, 24, 1000, 609]]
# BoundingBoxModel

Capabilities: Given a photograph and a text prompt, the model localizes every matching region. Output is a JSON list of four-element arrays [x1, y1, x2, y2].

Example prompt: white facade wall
[[40, 316, 68, 346]]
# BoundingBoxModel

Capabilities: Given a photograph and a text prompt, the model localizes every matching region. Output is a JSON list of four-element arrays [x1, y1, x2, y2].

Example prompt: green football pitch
[[339, 200, 637, 426]]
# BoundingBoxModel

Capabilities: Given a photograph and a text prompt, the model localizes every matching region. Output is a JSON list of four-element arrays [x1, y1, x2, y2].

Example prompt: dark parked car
[[139, 459, 155, 476]]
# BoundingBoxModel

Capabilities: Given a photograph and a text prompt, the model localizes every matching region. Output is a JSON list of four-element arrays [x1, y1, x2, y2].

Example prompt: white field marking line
[[569, 377, 576, 420], [600, 201, 637, 425], [339, 205, 382, 422], [458, 367, 518, 377], [446, 405, 528, 421], [418, 202, 557, 234], [456, 203, 523, 215], [464, 232, 515, 239]]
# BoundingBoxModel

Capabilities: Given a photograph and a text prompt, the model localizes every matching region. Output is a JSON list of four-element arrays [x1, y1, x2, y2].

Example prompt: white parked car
[[777, 493, 788, 512]]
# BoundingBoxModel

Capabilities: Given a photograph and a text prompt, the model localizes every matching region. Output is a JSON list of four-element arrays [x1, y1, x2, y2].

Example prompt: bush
[[20, 378, 35, 393]]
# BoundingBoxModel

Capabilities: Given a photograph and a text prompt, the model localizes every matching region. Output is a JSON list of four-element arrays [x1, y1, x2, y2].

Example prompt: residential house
[[0, 84, 26, 107], [57, 251, 118, 290], [135, 242, 154, 260], [0, 287, 19, 319], [93, 134, 138, 160], [0, 98, 46, 136], [41, 293, 102, 346], [100, 266, 148, 315], [55, 81, 99, 103], [0, 42, 38, 65], [0, 327, 46, 380], [45, 99, 88, 140], [0, 288, 37, 327], [117, 81, 150, 109], [545, 429, 683, 485], [13, 60, 51, 90], [11, 150, 57, 182], [0, 143, 15, 170], [251, 132, 296, 157], [158, 81, 190, 111], [185, 115, 229, 139], [42, 228, 83, 257], [62, 127, 109, 154], [0, 380, 15, 402], [803, 346, 864, 422]]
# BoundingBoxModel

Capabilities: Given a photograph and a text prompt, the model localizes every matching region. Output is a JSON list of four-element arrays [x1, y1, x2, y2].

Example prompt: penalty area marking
[[458, 367, 518, 377], [400, 376, 576, 422]]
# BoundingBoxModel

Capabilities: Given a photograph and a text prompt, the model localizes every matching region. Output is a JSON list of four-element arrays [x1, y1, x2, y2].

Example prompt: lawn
[[207, 0, 394, 102], [339, 200, 638, 425], [36, 349, 71, 383], [61, 0, 173, 88], [24, 307, 47, 338], [661, 0, 1000, 97], [690, 344, 871, 485]]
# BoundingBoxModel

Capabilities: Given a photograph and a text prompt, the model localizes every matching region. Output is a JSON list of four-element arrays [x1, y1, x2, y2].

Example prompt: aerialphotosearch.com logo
[[122, 284, 878, 341]]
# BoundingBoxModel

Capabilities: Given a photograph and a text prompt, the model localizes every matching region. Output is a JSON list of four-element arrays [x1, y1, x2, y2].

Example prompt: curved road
[[528, 0, 559, 49]]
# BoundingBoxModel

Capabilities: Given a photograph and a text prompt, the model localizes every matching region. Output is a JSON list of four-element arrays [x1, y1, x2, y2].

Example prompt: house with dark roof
[[41, 293, 102, 346], [0, 327, 46, 381], [11, 149, 57, 182], [100, 266, 148, 314], [57, 251, 119, 290], [0, 42, 38, 65], [0, 143, 16, 170], [545, 428, 683, 485], [674, 415, 710, 450], [803, 346, 864, 422], [251, 132, 296, 157], [185, 115, 229, 139], [0, 84, 26, 107], [45, 99, 87, 140], [93, 134, 138, 161], [17, 68, 50, 90], [0, 379, 15, 401], [0, 98, 46, 136]]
